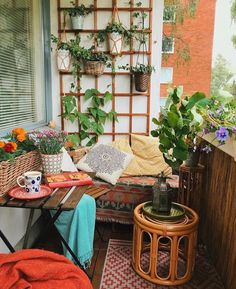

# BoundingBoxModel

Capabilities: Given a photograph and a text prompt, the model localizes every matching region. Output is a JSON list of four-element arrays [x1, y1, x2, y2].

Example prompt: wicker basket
[[134, 73, 150, 92], [0, 151, 41, 194], [84, 61, 105, 76]]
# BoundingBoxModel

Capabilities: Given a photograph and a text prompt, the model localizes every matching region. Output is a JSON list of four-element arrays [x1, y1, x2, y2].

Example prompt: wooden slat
[[61, 186, 88, 210], [43, 187, 70, 210], [5, 199, 26, 207], [90, 188, 110, 199], [23, 195, 52, 209]]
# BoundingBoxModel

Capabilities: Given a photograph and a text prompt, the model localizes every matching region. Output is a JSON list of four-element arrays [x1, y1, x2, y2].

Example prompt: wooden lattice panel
[[57, 0, 153, 143]]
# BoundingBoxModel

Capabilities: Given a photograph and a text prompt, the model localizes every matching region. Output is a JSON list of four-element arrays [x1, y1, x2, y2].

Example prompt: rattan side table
[[132, 202, 199, 286]]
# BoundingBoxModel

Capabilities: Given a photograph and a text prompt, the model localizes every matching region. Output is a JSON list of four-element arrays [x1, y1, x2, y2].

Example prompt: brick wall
[[160, 0, 217, 97]]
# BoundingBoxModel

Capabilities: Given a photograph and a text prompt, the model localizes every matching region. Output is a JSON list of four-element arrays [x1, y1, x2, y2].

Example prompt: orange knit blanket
[[0, 249, 93, 289]]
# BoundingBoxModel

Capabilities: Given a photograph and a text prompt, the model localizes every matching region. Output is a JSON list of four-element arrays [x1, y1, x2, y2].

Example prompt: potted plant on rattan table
[[151, 86, 206, 169]]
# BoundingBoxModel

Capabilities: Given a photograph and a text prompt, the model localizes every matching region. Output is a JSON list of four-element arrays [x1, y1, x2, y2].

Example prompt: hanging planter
[[84, 61, 105, 76], [108, 32, 123, 55], [134, 72, 151, 92], [70, 15, 85, 30], [80, 49, 111, 76], [57, 49, 71, 72], [67, 3, 93, 30]]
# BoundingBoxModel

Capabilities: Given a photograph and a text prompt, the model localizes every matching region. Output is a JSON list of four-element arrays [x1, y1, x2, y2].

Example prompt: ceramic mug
[[17, 171, 42, 193]]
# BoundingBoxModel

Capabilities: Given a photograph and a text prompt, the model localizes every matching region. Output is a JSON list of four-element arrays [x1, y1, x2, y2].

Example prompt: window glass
[[162, 36, 174, 53], [0, 0, 46, 132], [163, 6, 176, 23], [160, 67, 173, 84]]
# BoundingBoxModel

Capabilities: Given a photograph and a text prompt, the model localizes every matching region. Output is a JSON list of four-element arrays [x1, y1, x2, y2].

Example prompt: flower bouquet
[[29, 130, 67, 174], [0, 128, 41, 195]]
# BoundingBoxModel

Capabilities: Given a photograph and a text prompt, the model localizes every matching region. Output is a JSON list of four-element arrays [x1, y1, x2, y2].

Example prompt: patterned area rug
[[99, 239, 224, 289]]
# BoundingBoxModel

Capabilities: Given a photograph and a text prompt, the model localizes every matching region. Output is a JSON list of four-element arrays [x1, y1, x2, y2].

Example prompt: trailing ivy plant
[[62, 89, 118, 146], [151, 86, 206, 169], [66, 2, 93, 17], [120, 63, 155, 75]]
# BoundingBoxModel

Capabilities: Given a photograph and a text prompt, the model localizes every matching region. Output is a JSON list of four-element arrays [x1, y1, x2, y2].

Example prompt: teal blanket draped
[[51, 194, 96, 268]]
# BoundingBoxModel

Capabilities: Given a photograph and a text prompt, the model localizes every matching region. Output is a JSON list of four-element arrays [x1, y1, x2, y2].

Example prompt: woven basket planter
[[134, 73, 150, 92], [0, 151, 41, 195], [84, 61, 105, 76], [40, 152, 63, 175]]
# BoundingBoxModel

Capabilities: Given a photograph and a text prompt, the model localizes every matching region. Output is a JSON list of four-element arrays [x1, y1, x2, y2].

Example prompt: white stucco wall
[[0, 0, 163, 253]]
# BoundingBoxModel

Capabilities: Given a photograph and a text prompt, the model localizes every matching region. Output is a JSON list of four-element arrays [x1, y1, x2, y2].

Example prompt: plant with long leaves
[[62, 89, 118, 147], [151, 86, 206, 169]]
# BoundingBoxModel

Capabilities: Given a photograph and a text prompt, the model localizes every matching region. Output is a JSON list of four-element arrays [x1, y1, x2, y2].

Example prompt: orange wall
[[160, 0, 216, 97]]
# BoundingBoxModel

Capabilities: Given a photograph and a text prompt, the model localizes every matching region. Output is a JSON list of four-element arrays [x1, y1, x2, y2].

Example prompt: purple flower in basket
[[201, 144, 212, 154], [202, 128, 209, 135], [215, 127, 229, 143]]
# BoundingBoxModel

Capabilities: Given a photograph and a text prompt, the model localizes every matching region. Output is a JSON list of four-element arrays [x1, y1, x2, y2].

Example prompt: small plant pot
[[57, 49, 71, 72], [70, 15, 84, 30], [84, 60, 105, 76], [108, 32, 123, 55], [134, 73, 150, 92], [184, 150, 200, 167], [40, 152, 63, 175]]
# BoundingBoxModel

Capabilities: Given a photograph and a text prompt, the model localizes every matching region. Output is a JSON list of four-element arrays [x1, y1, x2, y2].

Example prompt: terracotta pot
[[40, 152, 63, 174], [134, 73, 150, 92], [70, 15, 84, 30]]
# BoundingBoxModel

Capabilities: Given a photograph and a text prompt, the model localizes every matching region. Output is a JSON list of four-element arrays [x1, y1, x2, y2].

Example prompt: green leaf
[[173, 146, 188, 161], [89, 107, 97, 118], [86, 136, 97, 147], [186, 92, 206, 110], [159, 133, 172, 149], [80, 130, 89, 141], [97, 108, 107, 117], [151, 130, 158, 137], [104, 91, 112, 102], [167, 111, 179, 128], [84, 88, 99, 101], [152, 117, 159, 125]]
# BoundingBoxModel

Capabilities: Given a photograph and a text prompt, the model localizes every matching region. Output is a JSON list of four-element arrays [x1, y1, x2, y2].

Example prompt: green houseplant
[[151, 86, 206, 169], [97, 22, 131, 55], [79, 47, 111, 76], [67, 2, 93, 30], [62, 89, 118, 147]]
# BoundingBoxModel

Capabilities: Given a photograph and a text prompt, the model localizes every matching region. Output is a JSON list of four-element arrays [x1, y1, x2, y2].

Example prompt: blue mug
[[17, 171, 42, 193]]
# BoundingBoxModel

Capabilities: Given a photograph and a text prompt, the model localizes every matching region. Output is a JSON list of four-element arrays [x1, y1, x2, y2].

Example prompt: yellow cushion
[[111, 138, 141, 176], [131, 134, 172, 176]]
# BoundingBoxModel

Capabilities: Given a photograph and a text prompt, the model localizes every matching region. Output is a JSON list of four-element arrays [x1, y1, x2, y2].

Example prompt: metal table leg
[[0, 230, 15, 253]]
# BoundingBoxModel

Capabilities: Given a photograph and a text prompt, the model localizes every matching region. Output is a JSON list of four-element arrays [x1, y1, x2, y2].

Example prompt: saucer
[[9, 185, 52, 200]]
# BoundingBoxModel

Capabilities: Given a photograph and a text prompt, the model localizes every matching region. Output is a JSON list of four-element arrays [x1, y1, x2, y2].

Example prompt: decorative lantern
[[152, 172, 172, 214]]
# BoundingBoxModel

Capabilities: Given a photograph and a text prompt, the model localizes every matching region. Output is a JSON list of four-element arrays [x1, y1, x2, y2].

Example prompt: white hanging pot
[[57, 49, 71, 72], [70, 15, 85, 30], [108, 32, 123, 55]]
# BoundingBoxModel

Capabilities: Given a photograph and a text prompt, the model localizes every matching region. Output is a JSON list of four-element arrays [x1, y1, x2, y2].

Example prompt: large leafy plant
[[63, 89, 118, 147], [151, 87, 206, 168]]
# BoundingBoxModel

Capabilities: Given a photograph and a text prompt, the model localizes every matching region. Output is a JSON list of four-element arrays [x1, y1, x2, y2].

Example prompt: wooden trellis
[[57, 0, 153, 142]]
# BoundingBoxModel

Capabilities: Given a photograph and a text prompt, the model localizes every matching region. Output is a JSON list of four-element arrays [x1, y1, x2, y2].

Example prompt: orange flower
[[12, 127, 27, 135], [4, 142, 17, 153], [16, 133, 26, 142], [0, 141, 5, 148]]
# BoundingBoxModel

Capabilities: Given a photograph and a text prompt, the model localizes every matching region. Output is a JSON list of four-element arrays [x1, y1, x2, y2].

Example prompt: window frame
[[160, 67, 173, 84], [162, 36, 175, 54], [0, 0, 52, 136], [163, 5, 176, 23]]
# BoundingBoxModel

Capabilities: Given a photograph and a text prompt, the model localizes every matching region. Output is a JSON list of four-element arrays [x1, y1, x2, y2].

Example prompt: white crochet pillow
[[76, 144, 133, 185]]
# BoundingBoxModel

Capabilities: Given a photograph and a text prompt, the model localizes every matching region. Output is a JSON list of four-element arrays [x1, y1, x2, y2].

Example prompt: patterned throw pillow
[[76, 144, 134, 185]]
